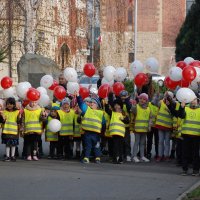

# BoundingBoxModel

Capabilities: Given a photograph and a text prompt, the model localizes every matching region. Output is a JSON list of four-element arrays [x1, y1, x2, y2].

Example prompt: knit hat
[[84, 97, 91, 103], [61, 97, 71, 106], [51, 105, 60, 110], [91, 97, 102, 108], [120, 90, 128, 97], [138, 93, 149, 101]]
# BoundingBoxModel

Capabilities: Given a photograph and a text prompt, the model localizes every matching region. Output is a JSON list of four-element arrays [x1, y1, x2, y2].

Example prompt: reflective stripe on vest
[[3, 110, 19, 135], [58, 109, 74, 136], [46, 116, 58, 142], [109, 112, 125, 137], [182, 107, 200, 136], [82, 107, 103, 133], [155, 101, 172, 128], [134, 105, 150, 132], [74, 114, 81, 137], [148, 102, 158, 127], [24, 108, 42, 134]]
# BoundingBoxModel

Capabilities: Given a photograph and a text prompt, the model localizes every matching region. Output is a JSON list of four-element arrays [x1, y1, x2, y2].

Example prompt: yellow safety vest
[[155, 101, 173, 129], [58, 109, 74, 136], [82, 106, 103, 134], [52, 102, 60, 108], [148, 102, 158, 127], [182, 107, 200, 136], [24, 108, 43, 134], [74, 113, 81, 138], [3, 110, 19, 135], [46, 116, 59, 142], [134, 104, 151, 133], [109, 112, 125, 137], [104, 111, 111, 137]]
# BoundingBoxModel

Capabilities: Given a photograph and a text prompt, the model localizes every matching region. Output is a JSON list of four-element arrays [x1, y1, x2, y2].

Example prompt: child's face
[[114, 104, 121, 112], [139, 97, 147, 105], [50, 110, 58, 117], [90, 102, 98, 109], [45, 108, 51, 115], [6, 103, 14, 110], [29, 101, 38, 108], [62, 103, 70, 111]]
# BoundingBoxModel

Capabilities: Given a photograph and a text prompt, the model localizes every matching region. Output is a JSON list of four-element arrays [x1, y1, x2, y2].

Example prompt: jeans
[[57, 136, 71, 159], [24, 134, 40, 157], [49, 141, 58, 156], [84, 132, 101, 158], [124, 128, 131, 157], [147, 127, 159, 157], [133, 133, 146, 157], [158, 129, 171, 157], [112, 135, 124, 160]]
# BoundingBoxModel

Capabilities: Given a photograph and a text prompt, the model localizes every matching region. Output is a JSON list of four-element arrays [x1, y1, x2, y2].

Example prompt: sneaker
[[156, 156, 162, 162], [4, 157, 10, 162], [32, 156, 39, 161], [27, 156, 32, 161], [11, 157, 16, 162], [192, 170, 199, 176], [133, 156, 140, 163], [82, 157, 90, 164], [141, 156, 150, 162], [118, 157, 124, 164], [95, 157, 101, 164], [126, 156, 132, 162], [181, 170, 188, 176]]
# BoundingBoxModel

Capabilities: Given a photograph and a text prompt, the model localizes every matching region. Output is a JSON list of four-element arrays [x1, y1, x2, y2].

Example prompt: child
[[154, 91, 173, 162], [178, 97, 200, 176], [57, 98, 75, 160], [105, 99, 129, 164], [0, 98, 21, 161], [131, 93, 151, 163], [45, 106, 60, 159], [23, 101, 46, 161], [76, 92, 106, 164]]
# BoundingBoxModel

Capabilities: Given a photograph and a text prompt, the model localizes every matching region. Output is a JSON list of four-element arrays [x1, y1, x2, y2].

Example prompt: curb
[[176, 180, 200, 200]]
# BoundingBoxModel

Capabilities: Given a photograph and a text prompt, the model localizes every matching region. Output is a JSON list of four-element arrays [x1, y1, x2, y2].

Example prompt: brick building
[[0, 0, 88, 84], [100, 0, 193, 75]]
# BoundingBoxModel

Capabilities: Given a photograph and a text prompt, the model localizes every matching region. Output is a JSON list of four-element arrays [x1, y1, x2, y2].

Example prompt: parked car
[[79, 75, 99, 89]]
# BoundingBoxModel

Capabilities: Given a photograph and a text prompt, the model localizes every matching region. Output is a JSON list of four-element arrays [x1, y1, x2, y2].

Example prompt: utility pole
[[7, 0, 13, 77], [134, 0, 138, 60]]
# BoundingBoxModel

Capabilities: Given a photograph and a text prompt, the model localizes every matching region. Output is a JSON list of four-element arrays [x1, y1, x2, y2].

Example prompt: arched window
[[60, 44, 70, 69]]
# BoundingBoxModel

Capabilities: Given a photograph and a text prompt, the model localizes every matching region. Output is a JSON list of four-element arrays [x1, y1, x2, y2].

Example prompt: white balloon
[[64, 67, 78, 82], [145, 57, 159, 72], [189, 80, 199, 91], [184, 57, 194, 65], [37, 87, 47, 95], [67, 82, 79, 94], [176, 88, 196, 103], [3, 87, 15, 98], [90, 87, 98, 95], [16, 82, 32, 99], [38, 94, 50, 107], [114, 67, 127, 82], [103, 66, 116, 82], [40, 75, 53, 88], [101, 77, 114, 86], [194, 67, 200, 82], [130, 60, 144, 76], [169, 67, 182, 81], [48, 119, 62, 132]]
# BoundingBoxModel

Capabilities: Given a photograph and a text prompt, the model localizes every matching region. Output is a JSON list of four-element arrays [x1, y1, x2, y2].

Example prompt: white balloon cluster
[[176, 88, 196, 103], [130, 57, 159, 77]]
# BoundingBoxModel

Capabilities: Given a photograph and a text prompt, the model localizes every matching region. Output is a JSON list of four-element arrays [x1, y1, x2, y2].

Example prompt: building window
[[129, 53, 134, 63], [186, 0, 195, 14], [128, 8, 133, 25]]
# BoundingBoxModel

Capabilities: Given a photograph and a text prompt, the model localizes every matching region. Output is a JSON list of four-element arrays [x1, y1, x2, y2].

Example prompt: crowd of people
[[0, 73, 199, 177]]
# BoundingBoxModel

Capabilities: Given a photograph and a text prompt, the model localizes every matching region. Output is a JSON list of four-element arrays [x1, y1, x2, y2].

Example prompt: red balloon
[[79, 87, 89, 99], [26, 88, 41, 101], [176, 61, 187, 70], [98, 84, 111, 98], [83, 63, 96, 77], [182, 66, 197, 82], [179, 79, 190, 87], [113, 82, 125, 96], [189, 60, 200, 67], [49, 79, 59, 90], [164, 77, 180, 90], [134, 73, 148, 87], [22, 99, 30, 108], [1, 76, 13, 89], [54, 86, 66, 101]]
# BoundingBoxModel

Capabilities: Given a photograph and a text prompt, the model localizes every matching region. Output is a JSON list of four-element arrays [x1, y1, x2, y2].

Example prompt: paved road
[[0, 136, 199, 200]]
